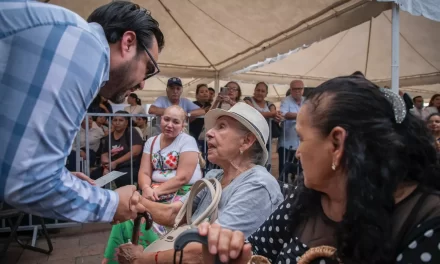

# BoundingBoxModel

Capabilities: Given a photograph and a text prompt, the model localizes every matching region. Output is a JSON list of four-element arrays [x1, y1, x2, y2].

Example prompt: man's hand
[[72, 172, 96, 185], [113, 185, 146, 224], [116, 243, 143, 264]]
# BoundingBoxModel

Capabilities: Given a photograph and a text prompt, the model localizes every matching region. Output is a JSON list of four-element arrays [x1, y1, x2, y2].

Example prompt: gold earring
[[331, 162, 336, 171]]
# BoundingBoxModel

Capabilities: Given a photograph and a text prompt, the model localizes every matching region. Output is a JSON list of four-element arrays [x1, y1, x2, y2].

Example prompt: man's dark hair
[[412, 95, 423, 103], [351, 71, 365, 77], [88, 1, 165, 52], [208, 87, 215, 93]]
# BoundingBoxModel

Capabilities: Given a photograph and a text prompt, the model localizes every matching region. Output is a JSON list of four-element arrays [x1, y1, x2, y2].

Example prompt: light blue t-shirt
[[278, 96, 305, 150], [152, 96, 200, 134], [181, 166, 283, 237]]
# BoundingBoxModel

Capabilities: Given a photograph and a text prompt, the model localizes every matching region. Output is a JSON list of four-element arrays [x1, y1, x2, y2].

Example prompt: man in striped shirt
[[0, 1, 164, 223]]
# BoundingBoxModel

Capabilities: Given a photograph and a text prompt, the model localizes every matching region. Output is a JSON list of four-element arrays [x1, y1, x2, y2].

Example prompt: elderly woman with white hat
[[116, 102, 283, 264]]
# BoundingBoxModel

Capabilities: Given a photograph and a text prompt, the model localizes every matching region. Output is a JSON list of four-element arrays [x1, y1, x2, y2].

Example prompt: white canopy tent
[[232, 8, 440, 101], [44, 0, 392, 102], [44, 0, 439, 104]]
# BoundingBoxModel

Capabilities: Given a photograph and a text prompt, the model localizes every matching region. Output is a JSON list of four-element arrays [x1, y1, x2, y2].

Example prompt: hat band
[[230, 112, 265, 144]]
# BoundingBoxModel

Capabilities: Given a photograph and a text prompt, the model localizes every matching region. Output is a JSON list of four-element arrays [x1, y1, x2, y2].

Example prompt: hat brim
[[204, 108, 268, 166]]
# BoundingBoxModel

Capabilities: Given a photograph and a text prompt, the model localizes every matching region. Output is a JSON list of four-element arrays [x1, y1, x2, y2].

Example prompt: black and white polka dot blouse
[[247, 187, 440, 263]]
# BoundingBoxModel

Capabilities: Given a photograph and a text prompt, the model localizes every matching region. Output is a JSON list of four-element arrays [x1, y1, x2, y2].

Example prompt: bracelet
[[155, 251, 161, 264]]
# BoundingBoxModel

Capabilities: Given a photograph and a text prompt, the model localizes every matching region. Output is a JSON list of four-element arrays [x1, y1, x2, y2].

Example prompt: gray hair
[[236, 122, 266, 165]]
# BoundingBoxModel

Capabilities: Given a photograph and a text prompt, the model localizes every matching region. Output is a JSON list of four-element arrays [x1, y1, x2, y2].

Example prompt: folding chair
[[0, 203, 53, 260]]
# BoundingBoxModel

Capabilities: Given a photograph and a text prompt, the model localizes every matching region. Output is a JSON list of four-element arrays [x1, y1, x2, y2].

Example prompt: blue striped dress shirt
[[0, 0, 119, 222]]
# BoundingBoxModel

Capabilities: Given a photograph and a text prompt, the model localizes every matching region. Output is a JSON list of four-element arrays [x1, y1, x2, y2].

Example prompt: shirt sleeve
[[152, 97, 166, 107], [143, 136, 156, 154], [179, 134, 200, 153], [1, 24, 118, 222], [280, 98, 289, 115], [247, 193, 295, 262]]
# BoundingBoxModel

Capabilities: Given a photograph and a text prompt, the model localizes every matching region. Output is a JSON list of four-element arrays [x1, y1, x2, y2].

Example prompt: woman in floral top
[[139, 105, 202, 234], [199, 76, 440, 264]]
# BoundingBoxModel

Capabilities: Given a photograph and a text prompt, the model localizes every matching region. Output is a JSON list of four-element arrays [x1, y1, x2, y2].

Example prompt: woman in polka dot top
[[199, 76, 440, 264]]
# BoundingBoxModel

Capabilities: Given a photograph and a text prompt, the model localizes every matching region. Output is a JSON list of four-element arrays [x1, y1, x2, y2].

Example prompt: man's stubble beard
[[101, 58, 137, 104]]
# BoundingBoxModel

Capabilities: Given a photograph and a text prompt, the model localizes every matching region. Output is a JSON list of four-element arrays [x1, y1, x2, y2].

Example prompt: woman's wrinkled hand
[[142, 186, 157, 201], [198, 222, 252, 264], [116, 243, 143, 264]]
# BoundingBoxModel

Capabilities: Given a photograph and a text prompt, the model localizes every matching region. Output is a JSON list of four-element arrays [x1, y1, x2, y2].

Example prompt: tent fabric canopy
[[378, 0, 440, 22], [232, 9, 440, 101], [45, 0, 389, 78], [45, 0, 438, 103]]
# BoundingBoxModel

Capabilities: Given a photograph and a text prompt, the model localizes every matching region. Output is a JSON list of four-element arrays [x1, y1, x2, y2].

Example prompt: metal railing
[[0, 112, 300, 235]]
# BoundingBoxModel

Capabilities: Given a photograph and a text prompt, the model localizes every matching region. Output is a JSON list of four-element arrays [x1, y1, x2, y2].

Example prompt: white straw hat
[[204, 102, 269, 165]]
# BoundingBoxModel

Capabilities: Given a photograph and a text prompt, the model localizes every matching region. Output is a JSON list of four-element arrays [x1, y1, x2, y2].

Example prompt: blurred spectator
[[148, 77, 204, 135], [66, 116, 104, 171], [208, 87, 216, 104], [88, 95, 113, 113], [136, 117, 150, 141], [189, 84, 211, 140], [427, 113, 440, 154], [211, 81, 242, 110], [124, 92, 146, 115], [91, 111, 143, 187], [410, 95, 426, 119], [244, 82, 282, 145], [278, 80, 304, 175], [425, 94, 440, 117], [244, 82, 279, 120]]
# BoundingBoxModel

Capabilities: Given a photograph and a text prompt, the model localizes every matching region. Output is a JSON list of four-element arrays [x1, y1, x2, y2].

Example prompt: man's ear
[[119, 31, 137, 58]]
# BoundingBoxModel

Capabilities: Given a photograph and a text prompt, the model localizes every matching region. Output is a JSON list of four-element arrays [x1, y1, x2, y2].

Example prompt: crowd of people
[[1, 1, 440, 264]]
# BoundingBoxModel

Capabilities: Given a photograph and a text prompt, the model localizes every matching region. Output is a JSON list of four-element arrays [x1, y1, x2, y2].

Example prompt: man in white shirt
[[278, 80, 305, 176], [410, 96, 426, 119]]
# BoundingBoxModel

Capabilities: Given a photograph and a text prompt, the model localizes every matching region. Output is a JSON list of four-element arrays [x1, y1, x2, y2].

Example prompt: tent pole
[[391, 3, 400, 94], [215, 72, 220, 91]]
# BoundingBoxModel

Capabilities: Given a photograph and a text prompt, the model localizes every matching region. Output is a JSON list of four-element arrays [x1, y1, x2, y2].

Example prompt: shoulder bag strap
[[206, 179, 222, 223], [189, 178, 222, 226], [173, 179, 212, 228], [173, 178, 222, 228], [150, 135, 159, 168]]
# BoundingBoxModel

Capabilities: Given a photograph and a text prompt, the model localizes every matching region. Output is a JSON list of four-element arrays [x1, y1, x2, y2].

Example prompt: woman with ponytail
[[124, 93, 146, 115]]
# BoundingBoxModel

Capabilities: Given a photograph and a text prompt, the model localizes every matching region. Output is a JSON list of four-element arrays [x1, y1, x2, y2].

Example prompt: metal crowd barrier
[[0, 112, 300, 236]]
